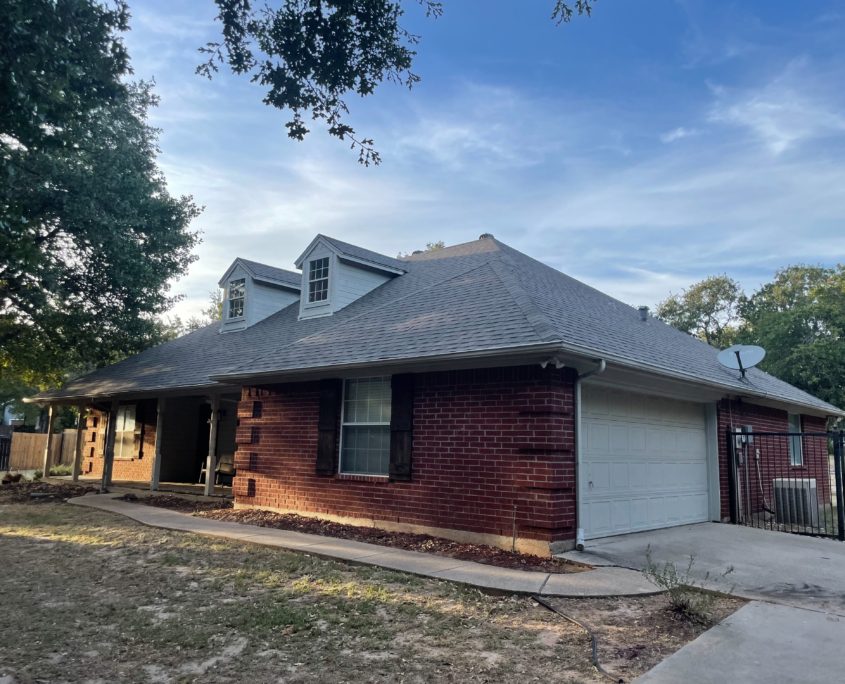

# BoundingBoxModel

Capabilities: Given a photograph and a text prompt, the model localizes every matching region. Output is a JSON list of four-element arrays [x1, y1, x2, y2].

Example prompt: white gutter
[[545, 340, 843, 419], [575, 359, 606, 551]]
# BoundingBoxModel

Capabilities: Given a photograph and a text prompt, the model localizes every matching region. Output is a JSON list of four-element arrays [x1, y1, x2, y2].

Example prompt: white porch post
[[101, 399, 119, 493], [204, 395, 220, 497], [71, 404, 87, 481], [150, 397, 166, 492], [41, 404, 56, 477]]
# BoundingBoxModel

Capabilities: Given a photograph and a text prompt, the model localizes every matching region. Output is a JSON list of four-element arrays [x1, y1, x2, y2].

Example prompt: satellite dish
[[717, 345, 766, 379]]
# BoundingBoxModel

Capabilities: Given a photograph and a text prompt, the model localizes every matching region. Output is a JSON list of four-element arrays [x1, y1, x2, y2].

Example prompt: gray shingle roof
[[319, 235, 406, 272], [237, 259, 301, 288], [35, 237, 843, 416]]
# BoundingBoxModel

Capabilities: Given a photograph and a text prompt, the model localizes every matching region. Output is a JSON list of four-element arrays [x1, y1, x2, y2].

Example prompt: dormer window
[[308, 257, 330, 303], [227, 278, 245, 318]]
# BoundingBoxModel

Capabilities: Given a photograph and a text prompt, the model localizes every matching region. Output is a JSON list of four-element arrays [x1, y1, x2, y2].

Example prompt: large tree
[[656, 267, 845, 411], [0, 0, 201, 394], [739, 266, 845, 411], [199, 1, 595, 164], [655, 275, 742, 349]]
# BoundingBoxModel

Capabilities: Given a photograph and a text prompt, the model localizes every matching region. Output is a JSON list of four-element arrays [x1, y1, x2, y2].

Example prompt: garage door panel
[[610, 424, 628, 451], [611, 462, 629, 490], [628, 426, 647, 452], [587, 423, 610, 452], [630, 499, 649, 528], [629, 462, 649, 489], [583, 388, 709, 539]]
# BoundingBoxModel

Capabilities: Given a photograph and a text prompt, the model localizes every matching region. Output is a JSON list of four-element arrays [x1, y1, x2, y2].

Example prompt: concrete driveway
[[563, 522, 845, 613], [562, 523, 845, 683]]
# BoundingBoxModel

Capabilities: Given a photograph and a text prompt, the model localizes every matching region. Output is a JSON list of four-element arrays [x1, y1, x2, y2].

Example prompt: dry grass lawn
[[0, 500, 603, 683], [0, 487, 743, 683]]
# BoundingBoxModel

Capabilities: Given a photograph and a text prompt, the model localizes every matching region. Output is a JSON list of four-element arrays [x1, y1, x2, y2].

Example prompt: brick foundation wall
[[716, 400, 831, 520], [80, 402, 156, 482], [233, 365, 577, 553]]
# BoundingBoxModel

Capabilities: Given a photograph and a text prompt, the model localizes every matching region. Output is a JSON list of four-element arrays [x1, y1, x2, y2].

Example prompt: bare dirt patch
[[544, 593, 745, 681], [196, 507, 585, 574]]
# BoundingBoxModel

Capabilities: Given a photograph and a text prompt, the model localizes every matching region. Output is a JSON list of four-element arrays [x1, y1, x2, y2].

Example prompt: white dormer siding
[[219, 260, 300, 333], [296, 236, 401, 320]]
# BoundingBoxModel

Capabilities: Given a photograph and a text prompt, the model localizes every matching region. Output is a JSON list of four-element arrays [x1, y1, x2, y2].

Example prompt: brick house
[[33, 234, 843, 554]]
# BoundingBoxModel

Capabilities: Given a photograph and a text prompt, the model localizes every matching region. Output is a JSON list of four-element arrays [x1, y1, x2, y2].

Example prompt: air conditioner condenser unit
[[773, 478, 819, 528]]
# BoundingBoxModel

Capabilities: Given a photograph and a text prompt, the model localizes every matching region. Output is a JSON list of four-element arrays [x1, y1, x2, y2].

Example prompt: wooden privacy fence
[[7, 430, 78, 471]]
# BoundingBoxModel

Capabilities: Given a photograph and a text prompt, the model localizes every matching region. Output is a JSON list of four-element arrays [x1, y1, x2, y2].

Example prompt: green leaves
[[740, 266, 845, 410], [656, 266, 845, 410], [199, 0, 423, 165], [655, 275, 742, 348], [200, 1, 594, 164], [0, 1, 200, 394]]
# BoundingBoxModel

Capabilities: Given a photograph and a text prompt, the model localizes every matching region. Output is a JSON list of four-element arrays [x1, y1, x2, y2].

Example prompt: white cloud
[[708, 60, 845, 154], [660, 127, 697, 143]]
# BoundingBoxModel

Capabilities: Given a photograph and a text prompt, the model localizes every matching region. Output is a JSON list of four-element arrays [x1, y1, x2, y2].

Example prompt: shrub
[[643, 546, 734, 624], [48, 464, 73, 476]]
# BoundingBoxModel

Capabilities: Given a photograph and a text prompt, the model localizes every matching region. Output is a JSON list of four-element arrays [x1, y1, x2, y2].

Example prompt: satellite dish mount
[[717, 345, 766, 380], [734, 349, 747, 378]]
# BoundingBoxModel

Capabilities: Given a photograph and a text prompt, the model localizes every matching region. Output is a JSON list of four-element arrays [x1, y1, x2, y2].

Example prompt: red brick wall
[[716, 400, 831, 520], [80, 402, 156, 482], [234, 365, 577, 549]]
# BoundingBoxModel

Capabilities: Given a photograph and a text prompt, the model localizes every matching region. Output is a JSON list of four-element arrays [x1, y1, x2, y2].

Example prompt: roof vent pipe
[[638, 305, 649, 322]]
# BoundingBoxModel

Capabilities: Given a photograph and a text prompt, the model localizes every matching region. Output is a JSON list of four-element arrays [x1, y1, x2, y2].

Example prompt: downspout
[[575, 359, 606, 551]]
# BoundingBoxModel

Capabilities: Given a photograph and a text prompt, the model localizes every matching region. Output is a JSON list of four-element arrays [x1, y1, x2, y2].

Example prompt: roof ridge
[[487, 257, 561, 344], [318, 234, 406, 270], [400, 238, 480, 257]]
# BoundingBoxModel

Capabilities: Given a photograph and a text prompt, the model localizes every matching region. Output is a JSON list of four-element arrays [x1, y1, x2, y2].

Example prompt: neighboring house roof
[[33, 236, 843, 416], [219, 257, 301, 289], [295, 234, 406, 274]]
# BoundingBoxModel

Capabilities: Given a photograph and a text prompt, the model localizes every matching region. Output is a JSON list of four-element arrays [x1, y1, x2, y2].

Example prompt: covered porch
[[38, 391, 241, 497]]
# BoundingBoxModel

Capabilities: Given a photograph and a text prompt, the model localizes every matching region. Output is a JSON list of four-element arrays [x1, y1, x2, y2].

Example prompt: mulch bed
[[119, 493, 233, 513], [0, 481, 98, 503], [197, 508, 588, 574]]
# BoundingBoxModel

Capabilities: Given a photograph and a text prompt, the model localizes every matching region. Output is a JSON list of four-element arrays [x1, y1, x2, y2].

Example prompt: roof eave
[[209, 341, 568, 384]]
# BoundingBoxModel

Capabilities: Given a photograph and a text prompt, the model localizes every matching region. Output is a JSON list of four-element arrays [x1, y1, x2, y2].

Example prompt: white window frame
[[307, 257, 330, 305], [114, 404, 136, 460], [338, 376, 391, 477], [227, 278, 246, 319], [788, 413, 803, 466]]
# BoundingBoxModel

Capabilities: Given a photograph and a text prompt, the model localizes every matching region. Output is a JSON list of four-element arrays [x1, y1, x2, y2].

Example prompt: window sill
[[337, 472, 389, 483]]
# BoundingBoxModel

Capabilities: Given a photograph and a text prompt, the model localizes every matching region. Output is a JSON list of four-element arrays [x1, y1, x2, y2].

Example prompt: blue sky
[[124, 0, 845, 320]]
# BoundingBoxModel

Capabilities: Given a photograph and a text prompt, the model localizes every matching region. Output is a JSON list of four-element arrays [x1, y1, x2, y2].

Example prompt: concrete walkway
[[565, 524, 845, 683], [636, 601, 845, 683], [69, 493, 658, 597], [560, 522, 845, 614]]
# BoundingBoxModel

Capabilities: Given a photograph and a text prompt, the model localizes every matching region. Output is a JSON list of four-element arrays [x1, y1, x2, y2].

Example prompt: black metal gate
[[0, 435, 10, 471], [727, 429, 845, 540]]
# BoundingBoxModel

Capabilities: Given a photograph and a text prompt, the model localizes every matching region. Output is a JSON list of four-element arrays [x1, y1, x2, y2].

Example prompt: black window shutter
[[389, 374, 414, 481], [315, 378, 342, 475], [134, 402, 146, 459]]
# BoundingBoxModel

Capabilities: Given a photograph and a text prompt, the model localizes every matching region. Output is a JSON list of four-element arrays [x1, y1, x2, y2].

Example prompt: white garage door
[[581, 385, 710, 539]]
